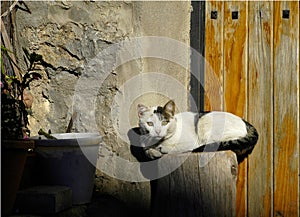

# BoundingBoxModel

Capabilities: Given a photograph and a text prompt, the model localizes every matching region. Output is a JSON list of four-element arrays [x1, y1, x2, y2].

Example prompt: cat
[[137, 100, 258, 162]]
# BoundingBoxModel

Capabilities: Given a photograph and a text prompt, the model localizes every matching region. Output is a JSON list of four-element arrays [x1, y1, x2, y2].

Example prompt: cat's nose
[[156, 129, 161, 135]]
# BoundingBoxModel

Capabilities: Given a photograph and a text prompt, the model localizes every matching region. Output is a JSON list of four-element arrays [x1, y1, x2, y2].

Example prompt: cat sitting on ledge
[[137, 100, 258, 162]]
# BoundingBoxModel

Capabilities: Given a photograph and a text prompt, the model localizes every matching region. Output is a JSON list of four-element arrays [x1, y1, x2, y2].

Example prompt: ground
[[11, 193, 134, 217]]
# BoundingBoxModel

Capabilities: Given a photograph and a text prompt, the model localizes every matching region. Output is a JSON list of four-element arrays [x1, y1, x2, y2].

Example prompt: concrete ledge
[[14, 186, 72, 214]]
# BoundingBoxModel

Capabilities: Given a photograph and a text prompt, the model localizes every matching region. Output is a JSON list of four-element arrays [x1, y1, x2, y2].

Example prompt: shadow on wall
[[128, 127, 159, 178]]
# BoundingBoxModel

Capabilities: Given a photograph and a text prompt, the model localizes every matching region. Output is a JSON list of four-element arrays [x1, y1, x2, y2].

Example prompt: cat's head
[[137, 100, 177, 140]]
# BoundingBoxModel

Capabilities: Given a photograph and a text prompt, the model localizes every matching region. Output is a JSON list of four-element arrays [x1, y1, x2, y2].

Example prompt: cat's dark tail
[[193, 120, 259, 163]]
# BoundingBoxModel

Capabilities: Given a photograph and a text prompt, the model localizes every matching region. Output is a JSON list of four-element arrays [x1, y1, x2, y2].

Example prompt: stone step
[[14, 186, 72, 215]]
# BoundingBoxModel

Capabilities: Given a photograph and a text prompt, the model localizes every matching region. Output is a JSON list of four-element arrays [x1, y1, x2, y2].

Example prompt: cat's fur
[[138, 100, 258, 162]]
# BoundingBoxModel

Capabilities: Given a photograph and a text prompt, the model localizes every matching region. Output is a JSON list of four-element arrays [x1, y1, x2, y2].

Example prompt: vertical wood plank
[[205, 1, 224, 111], [224, 1, 247, 117], [223, 2, 248, 217], [274, 1, 299, 217], [247, 2, 273, 217]]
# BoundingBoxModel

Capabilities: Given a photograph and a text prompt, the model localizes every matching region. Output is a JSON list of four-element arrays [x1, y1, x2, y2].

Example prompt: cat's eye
[[162, 120, 169, 126], [147, 122, 154, 126]]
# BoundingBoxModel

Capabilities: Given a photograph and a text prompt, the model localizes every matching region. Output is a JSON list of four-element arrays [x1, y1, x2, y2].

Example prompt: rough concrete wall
[[15, 1, 134, 135], [133, 1, 191, 109], [15, 1, 191, 215]]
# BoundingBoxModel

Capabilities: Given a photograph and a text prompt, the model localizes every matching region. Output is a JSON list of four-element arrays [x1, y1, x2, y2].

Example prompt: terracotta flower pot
[[1, 140, 35, 216]]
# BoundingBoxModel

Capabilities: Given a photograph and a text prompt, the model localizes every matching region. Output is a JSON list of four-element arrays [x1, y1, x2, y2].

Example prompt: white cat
[[138, 100, 258, 162]]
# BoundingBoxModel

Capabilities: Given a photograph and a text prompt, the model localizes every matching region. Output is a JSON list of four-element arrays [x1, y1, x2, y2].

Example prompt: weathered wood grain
[[273, 2, 299, 217], [247, 2, 274, 217], [205, 1, 224, 111], [223, 2, 248, 217], [203, 1, 299, 216], [223, 1, 247, 117], [151, 151, 237, 217]]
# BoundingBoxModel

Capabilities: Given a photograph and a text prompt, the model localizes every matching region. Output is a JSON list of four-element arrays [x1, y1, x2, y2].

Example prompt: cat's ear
[[138, 104, 148, 117], [163, 100, 175, 116]]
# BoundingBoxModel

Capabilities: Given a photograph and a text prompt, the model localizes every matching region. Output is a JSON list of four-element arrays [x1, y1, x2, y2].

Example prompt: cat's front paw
[[145, 148, 163, 159], [160, 145, 176, 154]]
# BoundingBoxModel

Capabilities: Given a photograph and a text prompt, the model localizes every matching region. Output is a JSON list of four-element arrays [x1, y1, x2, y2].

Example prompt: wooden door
[[194, 1, 300, 216]]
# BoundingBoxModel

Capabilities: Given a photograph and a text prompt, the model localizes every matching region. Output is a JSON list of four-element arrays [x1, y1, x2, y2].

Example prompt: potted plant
[[1, 44, 44, 215], [2, 45, 101, 214]]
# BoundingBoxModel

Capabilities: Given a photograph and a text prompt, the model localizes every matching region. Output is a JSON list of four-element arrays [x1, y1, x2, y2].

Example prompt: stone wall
[[15, 1, 191, 215]]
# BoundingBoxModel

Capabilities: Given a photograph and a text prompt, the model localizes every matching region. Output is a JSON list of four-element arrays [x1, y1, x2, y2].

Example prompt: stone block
[[14, 186, 72, 214]]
